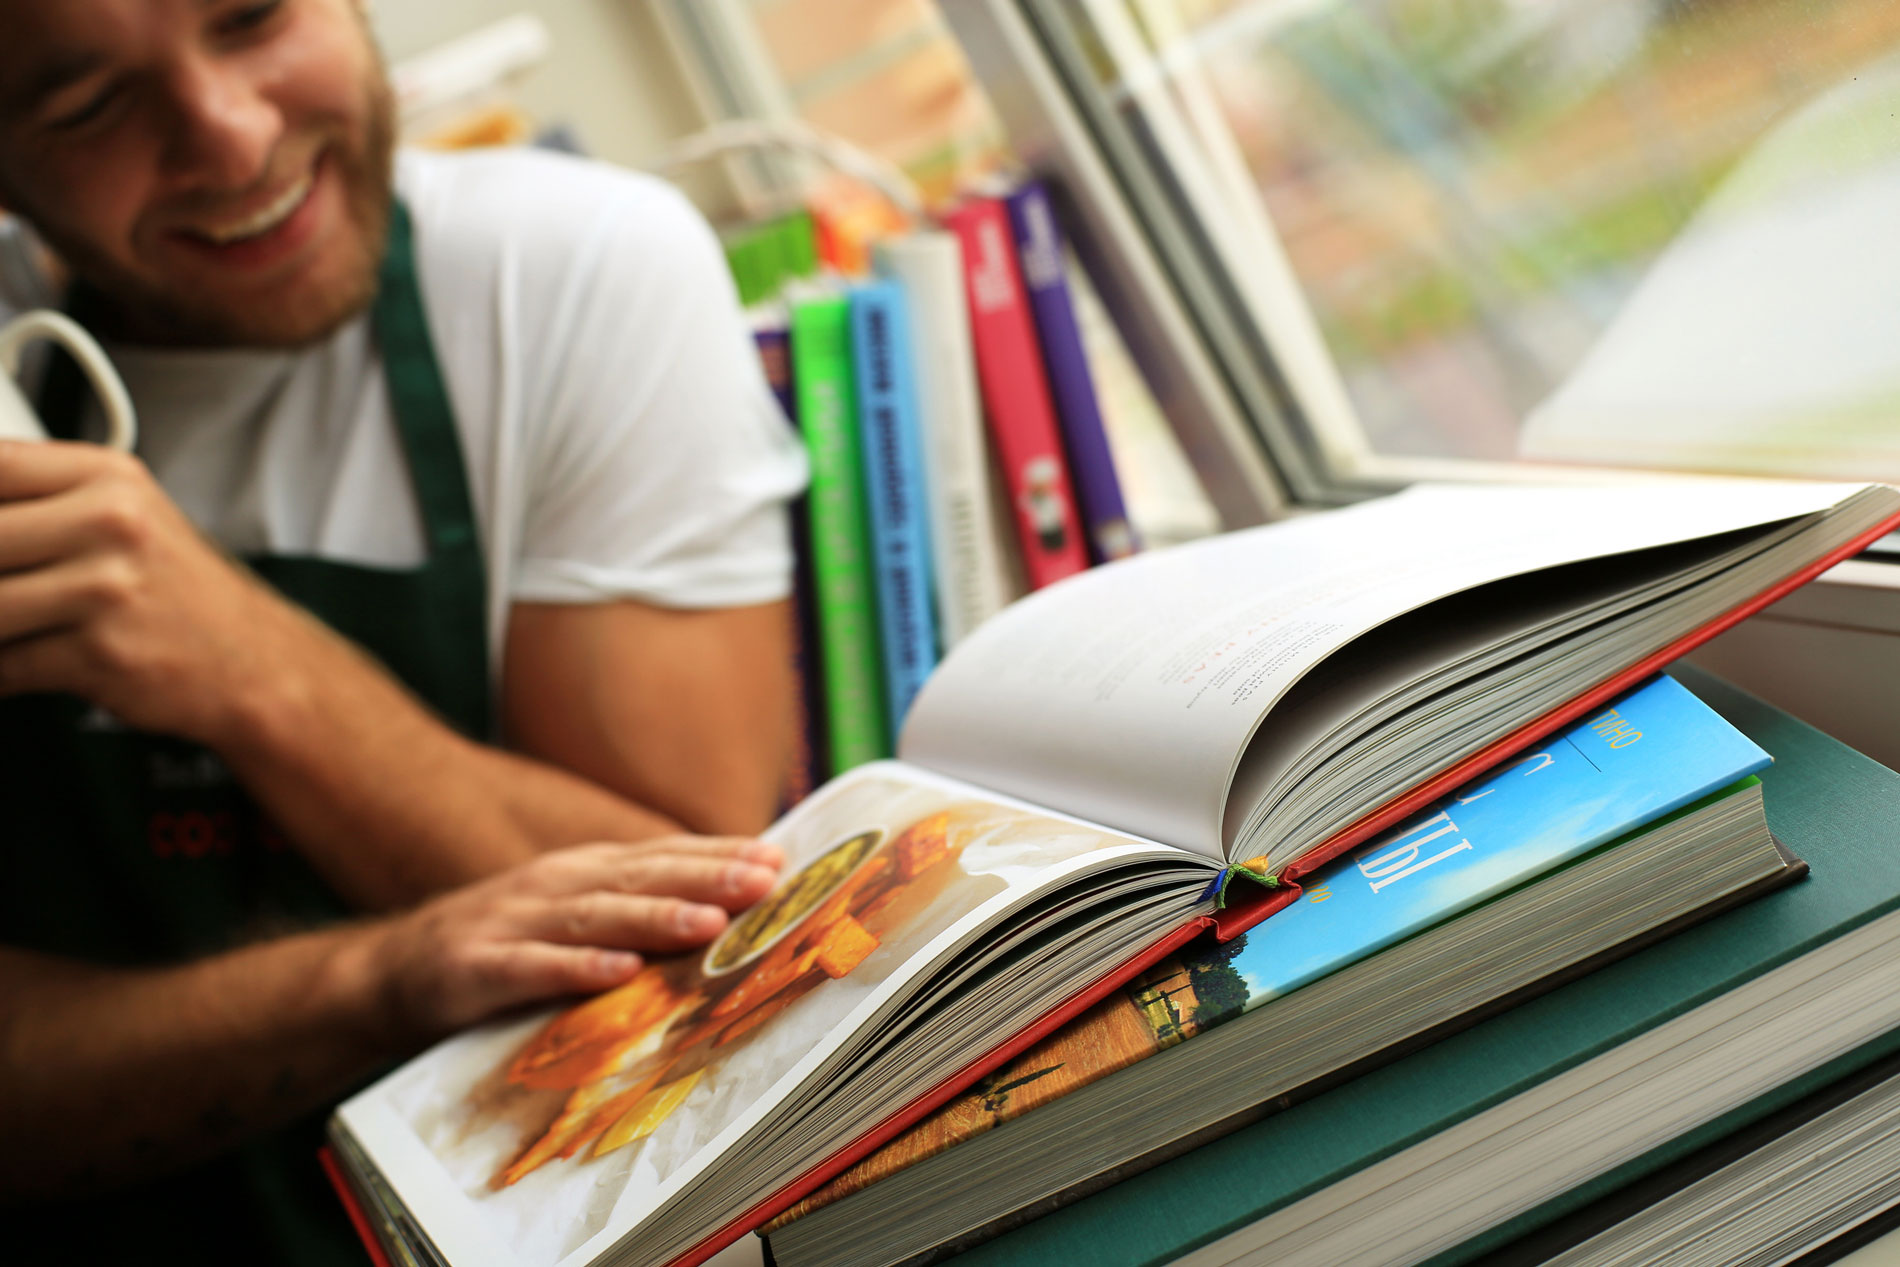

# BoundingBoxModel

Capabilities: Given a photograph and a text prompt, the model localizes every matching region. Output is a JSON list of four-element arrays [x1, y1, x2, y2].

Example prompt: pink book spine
[[946, 199, 1089, 590]]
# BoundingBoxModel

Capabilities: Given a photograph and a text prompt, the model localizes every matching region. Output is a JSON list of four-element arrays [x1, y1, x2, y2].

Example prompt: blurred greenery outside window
[[1045, 0, 1900, 488], [712, 0, 1900, 504]]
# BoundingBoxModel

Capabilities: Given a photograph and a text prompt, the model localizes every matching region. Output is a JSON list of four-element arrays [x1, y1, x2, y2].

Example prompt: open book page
[[899, 480, 1865, 858], [333, 762, 1209, 1267]]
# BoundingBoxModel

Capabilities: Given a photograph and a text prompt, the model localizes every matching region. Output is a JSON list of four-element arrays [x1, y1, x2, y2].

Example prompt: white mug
[[0, 309, 137, 450]]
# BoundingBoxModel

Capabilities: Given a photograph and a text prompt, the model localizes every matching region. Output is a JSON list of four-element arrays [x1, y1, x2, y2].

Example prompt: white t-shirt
[[0, 147, 809, 669]]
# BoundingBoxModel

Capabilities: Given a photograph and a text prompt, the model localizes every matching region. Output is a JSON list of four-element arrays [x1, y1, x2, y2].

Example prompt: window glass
[[1047, 0, 1900, 482], [747, 0, 1013, 202]]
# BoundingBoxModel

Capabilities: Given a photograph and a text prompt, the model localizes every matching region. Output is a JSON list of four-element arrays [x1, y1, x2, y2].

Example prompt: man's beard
[[33, 73, 398, 351]]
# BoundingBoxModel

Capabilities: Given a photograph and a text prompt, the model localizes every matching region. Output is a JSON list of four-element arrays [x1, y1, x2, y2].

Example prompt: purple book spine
[[756, 323, 829, 803], [1004, 182, 1139, 563]]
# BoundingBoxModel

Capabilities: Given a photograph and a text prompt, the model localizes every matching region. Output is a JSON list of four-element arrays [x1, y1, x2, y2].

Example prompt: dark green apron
[[1, 203, 487, 1264]]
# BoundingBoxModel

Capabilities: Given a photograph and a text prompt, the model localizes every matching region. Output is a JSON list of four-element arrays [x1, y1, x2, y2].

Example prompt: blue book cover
[[1193, 673, 1772, 1017], [850, 281, 940, 735], [1004, 182, 1139, 563]]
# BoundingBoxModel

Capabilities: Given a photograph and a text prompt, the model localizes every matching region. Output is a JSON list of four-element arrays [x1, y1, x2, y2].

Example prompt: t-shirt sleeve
[[511, 178, 808, 609]]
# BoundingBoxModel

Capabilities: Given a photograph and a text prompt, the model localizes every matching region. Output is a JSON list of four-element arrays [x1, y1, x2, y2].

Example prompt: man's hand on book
[[363, 837, 784, 1041]]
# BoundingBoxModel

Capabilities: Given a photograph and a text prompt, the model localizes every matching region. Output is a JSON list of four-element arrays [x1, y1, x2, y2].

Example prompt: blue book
[[1004, 182, 1139, 563], [850, 281, 940, 735], [1214, 672, 1771, 1012]]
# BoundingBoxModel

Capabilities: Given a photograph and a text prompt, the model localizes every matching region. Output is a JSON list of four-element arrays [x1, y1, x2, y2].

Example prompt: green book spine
[[791, 294, 889, 773], [946, 666, 1900, 1267]]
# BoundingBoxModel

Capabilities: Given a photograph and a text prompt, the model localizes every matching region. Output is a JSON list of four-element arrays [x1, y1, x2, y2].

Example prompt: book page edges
[[668, 885, 1299, 1267], [320, 1144, 396, 1267], [1272, 502, 1900, 889]]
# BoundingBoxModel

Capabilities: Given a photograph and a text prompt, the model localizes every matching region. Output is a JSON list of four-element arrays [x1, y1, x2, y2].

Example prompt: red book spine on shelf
[[946, 198, 1090, 590]]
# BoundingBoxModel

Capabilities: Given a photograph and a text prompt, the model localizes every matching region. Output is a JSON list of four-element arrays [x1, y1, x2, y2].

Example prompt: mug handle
[[0, 310, 138, 451]]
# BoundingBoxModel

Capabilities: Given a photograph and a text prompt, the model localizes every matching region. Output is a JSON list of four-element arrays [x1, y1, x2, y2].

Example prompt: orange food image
[[492, 810, 966, 1187], [507, 969, 690, 1090]]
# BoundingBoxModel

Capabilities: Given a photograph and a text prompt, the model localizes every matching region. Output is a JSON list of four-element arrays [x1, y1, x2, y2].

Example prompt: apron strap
[[366, 199, 493, 730], [372, 200, 484, 564], [34, 201, 493, 730]]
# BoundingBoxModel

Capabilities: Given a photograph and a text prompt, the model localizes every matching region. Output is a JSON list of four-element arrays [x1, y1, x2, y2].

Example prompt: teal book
[[930, 667, 1900, 1267]]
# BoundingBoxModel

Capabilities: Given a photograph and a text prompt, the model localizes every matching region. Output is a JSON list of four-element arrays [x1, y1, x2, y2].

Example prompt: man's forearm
[[0, 933, 390, 1202], [217, 607, 683, 910], [0, 840, 783, 1206]]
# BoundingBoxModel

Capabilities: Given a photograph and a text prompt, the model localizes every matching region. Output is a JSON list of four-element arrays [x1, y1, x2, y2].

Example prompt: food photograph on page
[[369, 772, 1125, 1266]]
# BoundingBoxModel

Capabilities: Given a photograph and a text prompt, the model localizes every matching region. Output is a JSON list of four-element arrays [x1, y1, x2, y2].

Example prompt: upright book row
[[726, 185, 1142, 796]]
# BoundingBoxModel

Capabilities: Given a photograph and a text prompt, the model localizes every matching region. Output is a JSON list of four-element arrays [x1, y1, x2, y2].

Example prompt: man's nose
[[162, 54, 282, 190]]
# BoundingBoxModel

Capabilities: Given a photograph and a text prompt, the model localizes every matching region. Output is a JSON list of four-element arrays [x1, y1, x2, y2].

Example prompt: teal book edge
[[790, 294, 889, 773], [945, 665, 1900, 1267]]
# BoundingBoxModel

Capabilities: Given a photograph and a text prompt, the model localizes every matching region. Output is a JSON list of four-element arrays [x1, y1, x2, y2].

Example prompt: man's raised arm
[[0, 441, 795, 910]]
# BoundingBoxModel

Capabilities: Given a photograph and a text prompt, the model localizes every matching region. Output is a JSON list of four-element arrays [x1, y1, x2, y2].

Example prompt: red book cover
[[945, 198, 1090, 590]]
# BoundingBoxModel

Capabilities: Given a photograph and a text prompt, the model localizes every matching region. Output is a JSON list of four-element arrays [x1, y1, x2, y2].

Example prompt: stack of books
[[320, 479, 1900, 1267], [722, 184, 1141, 797], [760, 666, 1900, 1267]]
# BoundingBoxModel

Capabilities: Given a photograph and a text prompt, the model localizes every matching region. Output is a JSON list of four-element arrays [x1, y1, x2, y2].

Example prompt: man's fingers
[[0, 493, 103, 573], [0, 440, 131, 502], [609, 855, 780, 910], [531, 891, 735, 954], [0, 630, 80, 698], [597, 835, 784, 868], [634, 835, 784, 865], [531, 838, 784, 900], [0, 557, 112, 643], [458, 942, 645, 1019]]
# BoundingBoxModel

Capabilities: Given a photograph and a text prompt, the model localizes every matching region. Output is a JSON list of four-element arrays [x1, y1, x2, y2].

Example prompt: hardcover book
[[326, 479, 1900, 1267], [753, 316, 828, 802], [872, 234, 1012, 650], [944, 197, 1090, 591], [851, 281, 941, 735], [1004, 181, 1139, 564], [790, 292, 888, 773]]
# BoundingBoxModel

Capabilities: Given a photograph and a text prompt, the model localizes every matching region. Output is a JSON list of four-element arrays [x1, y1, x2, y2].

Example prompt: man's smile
[[186, 162, 315, 245], [165, 151, 334, 274]]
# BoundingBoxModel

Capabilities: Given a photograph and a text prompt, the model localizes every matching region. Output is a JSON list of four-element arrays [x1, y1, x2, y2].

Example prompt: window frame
[[956, 0, 1779, 505]]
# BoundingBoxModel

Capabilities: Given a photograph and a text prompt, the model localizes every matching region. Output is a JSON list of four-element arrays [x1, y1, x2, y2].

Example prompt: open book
[[328, 479, 1899, 1267], [759, 677, 1797, 1267]]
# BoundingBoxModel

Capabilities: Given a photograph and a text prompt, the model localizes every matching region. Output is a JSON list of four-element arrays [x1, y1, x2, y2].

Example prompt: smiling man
[[0, 0, 807, 1260]]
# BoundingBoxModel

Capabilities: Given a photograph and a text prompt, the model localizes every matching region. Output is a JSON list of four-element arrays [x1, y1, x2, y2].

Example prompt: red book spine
[[946, 199, 1090, 590]]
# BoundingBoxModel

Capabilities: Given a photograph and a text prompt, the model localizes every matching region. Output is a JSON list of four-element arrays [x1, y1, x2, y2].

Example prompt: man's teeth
[[198, 172, 313, 245]]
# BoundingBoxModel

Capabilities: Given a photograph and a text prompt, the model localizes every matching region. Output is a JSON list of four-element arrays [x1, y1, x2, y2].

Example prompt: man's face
[[0, 0, 394, 348]]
